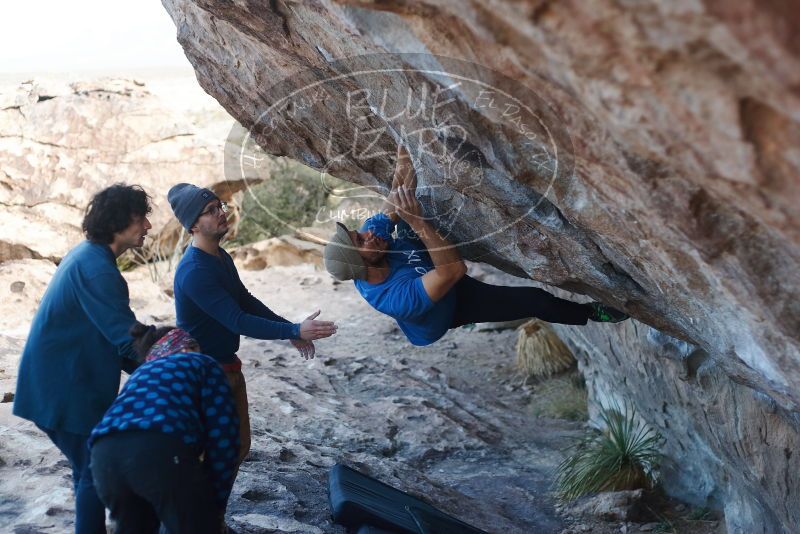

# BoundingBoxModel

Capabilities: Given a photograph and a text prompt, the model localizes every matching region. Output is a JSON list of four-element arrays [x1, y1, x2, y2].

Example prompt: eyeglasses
[[199, 201, 229, 217]]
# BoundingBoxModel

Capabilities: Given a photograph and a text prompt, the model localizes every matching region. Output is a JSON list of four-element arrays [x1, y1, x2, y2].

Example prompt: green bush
[[235, 158, 332, 243], [234, 157, 385, 244], [555, 402, 663, 501]]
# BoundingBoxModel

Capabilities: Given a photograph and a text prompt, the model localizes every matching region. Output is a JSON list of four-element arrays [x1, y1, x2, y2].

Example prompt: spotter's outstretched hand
[[299, 310, 337, 341]]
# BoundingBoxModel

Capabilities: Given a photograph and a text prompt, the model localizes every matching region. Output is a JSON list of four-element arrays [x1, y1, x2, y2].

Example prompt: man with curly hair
[[14, 183, 152, 534]]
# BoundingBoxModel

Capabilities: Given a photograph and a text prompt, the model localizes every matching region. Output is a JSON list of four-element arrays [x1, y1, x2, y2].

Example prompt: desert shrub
[[555, 402, 663, 501], [687, 507, 713, 521], [528, 371, 588, 421], [236, 158, 336, 243]]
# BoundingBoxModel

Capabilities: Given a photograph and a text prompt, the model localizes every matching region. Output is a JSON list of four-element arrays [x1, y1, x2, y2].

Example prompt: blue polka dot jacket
[[89, 352, 240, 509]]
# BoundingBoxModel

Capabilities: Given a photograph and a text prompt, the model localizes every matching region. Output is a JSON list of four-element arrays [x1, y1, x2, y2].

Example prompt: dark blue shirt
[[354, 214, 457, 345], [89, 352, 239, 509], [13, 240, 138, 435], [173, 245, 301, 364]]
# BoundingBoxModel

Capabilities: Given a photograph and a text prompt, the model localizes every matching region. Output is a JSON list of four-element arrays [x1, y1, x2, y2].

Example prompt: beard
[[363, 250, 387, 267], [214, 226, 230, 240]]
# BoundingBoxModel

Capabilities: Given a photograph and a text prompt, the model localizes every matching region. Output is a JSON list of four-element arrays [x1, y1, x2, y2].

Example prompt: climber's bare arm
[[395, 182, 466, 302], [380, 144, 417, 222]]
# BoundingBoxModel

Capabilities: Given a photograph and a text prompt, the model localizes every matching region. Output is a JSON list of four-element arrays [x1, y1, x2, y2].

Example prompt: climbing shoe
[[587, 302, 629, 323]]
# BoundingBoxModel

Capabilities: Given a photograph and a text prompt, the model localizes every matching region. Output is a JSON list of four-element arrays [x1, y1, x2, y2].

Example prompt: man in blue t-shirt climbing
[[323, 145, 628, 347]]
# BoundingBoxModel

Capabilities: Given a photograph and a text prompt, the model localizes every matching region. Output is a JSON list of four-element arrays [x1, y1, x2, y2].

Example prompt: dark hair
[[82, 184, 152, 244], [129, 322, 174, 360]]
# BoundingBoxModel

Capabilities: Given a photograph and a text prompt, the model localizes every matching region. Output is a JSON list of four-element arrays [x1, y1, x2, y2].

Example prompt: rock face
[[567, 489, 644, 522], [559, 319, 800, 533], [159, 1, 800, 532], [230, 235, 324, 271], [0, 260, 57, 337], [0, 77, 240, 262]]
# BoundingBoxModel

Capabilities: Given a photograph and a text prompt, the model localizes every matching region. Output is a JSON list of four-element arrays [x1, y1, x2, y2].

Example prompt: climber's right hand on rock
[[394, 144, 416, 192], [396, 183, 424, 229]]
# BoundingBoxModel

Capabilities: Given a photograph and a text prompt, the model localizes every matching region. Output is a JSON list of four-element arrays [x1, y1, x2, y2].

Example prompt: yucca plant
[[555, 402, 663, 501]]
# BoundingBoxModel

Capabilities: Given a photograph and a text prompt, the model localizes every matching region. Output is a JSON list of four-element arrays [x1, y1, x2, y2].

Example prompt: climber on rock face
[[323, 144, 629, 347]]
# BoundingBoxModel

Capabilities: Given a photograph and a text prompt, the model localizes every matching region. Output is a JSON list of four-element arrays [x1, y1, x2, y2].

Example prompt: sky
[[1, 1, 191, 73]]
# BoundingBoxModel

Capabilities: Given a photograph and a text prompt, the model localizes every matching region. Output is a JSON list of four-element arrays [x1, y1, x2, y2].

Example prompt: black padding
[[356, 525, 398, 534], [328, 463, 487, 534]]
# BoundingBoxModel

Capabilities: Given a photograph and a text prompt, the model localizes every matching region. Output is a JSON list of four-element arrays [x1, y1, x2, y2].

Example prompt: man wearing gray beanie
[[168, 182, 337, 469], [323, 145, 628, 348]]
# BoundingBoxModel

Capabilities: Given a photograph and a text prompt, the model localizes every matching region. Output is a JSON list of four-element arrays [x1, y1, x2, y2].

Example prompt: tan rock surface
[[231, 235, 324, 270], [158, 0, 800, 398], [158, 1, 800, 530], [0, 259, 57, 337], [0, 76, 248, 262]]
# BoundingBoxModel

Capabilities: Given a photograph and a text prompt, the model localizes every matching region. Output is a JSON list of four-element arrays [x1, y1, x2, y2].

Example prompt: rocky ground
[[0, 261, 721, 533]]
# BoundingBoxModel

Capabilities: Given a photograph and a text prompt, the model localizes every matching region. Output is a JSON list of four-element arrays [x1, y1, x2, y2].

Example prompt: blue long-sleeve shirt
[[13, 240, 138, 435], [354, 214, 457, 346], [173, 245, 301, 364], [89, 352, 240, 509]]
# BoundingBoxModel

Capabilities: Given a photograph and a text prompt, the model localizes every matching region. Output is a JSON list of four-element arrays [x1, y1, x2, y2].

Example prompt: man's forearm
[[408, 219, 464, 272], [241, 289, 290, 323]]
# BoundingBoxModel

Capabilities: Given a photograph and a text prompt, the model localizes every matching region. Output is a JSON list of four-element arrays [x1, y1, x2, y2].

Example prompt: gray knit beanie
[[323, 223, 368, 281], [167, 183, 218, 231]]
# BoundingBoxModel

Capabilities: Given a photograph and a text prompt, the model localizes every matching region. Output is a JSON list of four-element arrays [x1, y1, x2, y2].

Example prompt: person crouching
[[88, 323, 239, 534]]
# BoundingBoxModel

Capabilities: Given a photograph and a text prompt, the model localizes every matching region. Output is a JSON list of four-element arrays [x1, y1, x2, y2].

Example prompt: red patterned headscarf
[[145, 328, 199, 362]]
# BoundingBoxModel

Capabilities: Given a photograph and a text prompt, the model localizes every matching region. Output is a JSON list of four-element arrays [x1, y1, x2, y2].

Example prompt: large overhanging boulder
[[161, 0, 800, 530], [162, 0, 798, 405]]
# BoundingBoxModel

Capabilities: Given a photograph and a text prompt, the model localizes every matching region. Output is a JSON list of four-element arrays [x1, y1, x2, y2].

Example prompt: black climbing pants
[[450, 275, 591, 328], [90, 431, 221, 534]]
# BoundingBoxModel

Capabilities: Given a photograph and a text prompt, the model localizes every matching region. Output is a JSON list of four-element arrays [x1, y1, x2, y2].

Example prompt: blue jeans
[[38, 425, 106, 534]]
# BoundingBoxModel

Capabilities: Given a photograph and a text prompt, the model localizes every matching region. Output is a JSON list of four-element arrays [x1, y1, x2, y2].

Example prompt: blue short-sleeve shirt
[[354, 214, 456, 345]]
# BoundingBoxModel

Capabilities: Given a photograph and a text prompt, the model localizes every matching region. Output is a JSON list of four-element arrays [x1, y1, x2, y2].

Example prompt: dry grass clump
[[516, 319, 576, 379], [528, 371, 588, 421]]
